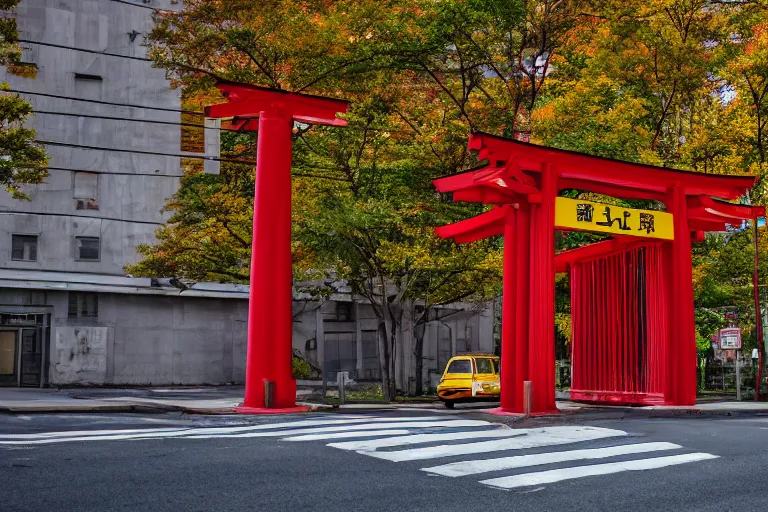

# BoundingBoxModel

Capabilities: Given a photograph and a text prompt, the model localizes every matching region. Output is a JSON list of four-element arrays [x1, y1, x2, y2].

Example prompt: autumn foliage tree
[[136, 0, 768, 397], [0, 0, 48, 199]]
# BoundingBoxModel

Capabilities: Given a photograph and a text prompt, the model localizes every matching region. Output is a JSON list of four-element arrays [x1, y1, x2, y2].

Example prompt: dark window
[[11, 235, 38, 261], [74, 73, 102, 81], [68, 292, 98, 318], [475, 358, 494, 374], [325, 302, 353, 322], [74, 73, 103, 99], [76, 236, 100, 261], [446, 359, 472, 374]]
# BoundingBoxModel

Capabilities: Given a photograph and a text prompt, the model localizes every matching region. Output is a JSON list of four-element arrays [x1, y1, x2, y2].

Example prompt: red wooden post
[[499, 206, 518, 412], [205, 82, 348, 413], [513, 206, 531, 413], [243, 111, 295, 409], [527, 164, 558, 414], [667, 186, 697, 405]]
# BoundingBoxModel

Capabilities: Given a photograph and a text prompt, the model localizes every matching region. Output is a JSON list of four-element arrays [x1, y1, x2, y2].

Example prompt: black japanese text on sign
[[554, 197, 674, 240]]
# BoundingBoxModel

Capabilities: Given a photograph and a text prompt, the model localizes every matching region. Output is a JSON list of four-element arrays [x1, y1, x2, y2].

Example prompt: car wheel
[[444, 400, 455, 409]]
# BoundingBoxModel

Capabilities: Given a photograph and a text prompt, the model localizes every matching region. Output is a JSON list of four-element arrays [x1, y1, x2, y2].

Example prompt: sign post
[[720, 327, 742, 400]]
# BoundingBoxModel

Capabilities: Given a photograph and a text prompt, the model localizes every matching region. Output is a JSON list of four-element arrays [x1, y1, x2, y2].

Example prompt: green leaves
[[0, 1, 49, 199]]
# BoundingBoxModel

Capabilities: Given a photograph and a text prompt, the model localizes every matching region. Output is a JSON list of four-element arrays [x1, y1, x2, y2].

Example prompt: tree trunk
[[376, 320, 394, 402], [413, 330, 424, 396], [413, 307, 428, 396]]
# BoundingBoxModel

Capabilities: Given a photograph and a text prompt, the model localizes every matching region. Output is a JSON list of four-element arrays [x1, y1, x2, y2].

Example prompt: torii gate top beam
[[464, 131, 756, 200], [434, 131, 764, 247], [205, 81, 349, 130]]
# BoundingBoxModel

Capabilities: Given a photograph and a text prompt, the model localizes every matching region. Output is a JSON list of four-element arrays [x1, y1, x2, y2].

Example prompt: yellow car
[[437, 354, 500, 408]]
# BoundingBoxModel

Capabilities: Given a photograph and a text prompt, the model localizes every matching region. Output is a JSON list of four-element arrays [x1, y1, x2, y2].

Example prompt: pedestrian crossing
[[0, 414, 718, 490]]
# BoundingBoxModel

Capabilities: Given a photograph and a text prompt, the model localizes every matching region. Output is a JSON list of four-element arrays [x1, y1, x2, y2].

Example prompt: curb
[[0, 401, 337, 415]]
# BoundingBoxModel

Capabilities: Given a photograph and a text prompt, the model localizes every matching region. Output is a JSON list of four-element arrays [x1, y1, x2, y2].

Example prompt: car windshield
[[475, 358, 494, 374], [446, 359, 472, 374]]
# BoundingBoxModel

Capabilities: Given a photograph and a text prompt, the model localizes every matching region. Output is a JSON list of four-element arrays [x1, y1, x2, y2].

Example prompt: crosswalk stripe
[[360, 426, 627, 462], [181, 420, 492, 440], [421, 442, 681, 477], [0, 427, 192, 440], [283, 430, 412, 441], [328, 428, 522, 451], [0, 415, 444, 442], [479, 453, 719, 489], [0, 419, 492, 445]]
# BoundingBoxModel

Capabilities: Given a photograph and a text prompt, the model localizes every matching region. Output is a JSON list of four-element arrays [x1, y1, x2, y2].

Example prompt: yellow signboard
[[555, 197, 674, 240]]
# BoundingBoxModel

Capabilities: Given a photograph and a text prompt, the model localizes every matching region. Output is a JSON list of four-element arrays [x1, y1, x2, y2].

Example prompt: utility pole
[[754, 214, 764, 401]]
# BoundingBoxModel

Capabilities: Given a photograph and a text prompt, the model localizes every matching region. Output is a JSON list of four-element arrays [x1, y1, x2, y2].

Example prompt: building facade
[[0, 0, 494, 393]]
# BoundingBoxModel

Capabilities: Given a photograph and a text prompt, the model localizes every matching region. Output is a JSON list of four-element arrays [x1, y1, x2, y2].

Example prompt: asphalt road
[[1, 409, 767, 512]]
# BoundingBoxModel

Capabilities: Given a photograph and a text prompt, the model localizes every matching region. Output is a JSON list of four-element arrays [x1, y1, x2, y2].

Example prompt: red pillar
[[241, 110, 298, 410], [205, 83, 348, 413], [667, 185, 697, 405], [528, 165, 558, 413], [498, 205, 530, 413], [499, 206, 518, 412]]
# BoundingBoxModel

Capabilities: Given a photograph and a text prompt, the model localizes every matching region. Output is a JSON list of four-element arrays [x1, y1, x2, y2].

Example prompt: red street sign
[[719, 328, 742, 350]]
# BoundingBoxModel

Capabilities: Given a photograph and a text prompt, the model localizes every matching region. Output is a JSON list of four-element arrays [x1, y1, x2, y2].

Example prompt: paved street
[[1, 410, 766, 512]]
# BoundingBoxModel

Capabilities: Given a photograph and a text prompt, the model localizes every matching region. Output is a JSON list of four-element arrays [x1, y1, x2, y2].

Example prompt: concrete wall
[[0, 289, 493, 390], [0, 0, 186, 275]]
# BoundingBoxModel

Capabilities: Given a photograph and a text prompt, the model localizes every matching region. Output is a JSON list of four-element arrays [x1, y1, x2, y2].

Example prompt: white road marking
[[0, 415, 435, 441], [283, 430, 411, 441], [0, 427, 191, 440], [422, 442, 681, 477], [328, 428, 520, 451], [360, 426, 627, 462], [0, 419, 489, 445], [480, 453, 719, 489], [182, 420, 491, 440]]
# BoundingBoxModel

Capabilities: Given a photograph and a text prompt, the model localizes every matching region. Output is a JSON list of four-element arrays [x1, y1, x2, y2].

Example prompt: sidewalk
[[0, 386, 322, 414], [3, 386, 768, 416]]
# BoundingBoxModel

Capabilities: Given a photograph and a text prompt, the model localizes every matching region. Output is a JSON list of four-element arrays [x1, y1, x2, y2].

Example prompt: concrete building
[[0, 0, 494, 393]]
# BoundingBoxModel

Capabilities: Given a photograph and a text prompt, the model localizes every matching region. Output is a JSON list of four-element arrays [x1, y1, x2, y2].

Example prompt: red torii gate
[[435, 132, 763, 414], [205, 82, 348, 413]]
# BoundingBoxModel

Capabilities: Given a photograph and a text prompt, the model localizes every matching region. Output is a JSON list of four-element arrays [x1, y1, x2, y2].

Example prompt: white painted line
[[480, 452, 719, 489], [422, 442, 681, 477], [283, 429, 412, 441], [361, 426, 627, 462], [328, 428, 520, 451], [0, 427, 191, 440], [0, 415, 432, 442], [0, 419, 482, 445], [182, 420, 492, 440]]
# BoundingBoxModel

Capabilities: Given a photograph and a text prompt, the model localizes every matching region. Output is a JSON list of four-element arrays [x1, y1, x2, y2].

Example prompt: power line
[[37, 139, 240, 163], [46, 167, 184, 178], [44, 166, 349, 182], [110, 0, 169, 12], [19, 40, 152, 62], [10, 89, 204, 116], [0, 210, 164, 226], [33, 110, 217, 130]]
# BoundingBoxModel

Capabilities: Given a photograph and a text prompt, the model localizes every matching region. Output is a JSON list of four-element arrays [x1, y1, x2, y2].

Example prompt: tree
[[141, 0, 518, 399], [0, 0, 48, 198]]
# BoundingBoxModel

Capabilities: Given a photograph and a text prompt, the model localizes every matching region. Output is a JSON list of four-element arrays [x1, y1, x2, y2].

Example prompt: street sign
[[719, 328, 742, 350], [555, 197, 674, 240]]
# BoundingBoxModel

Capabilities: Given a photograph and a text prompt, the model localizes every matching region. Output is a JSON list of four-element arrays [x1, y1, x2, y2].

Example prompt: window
[[68, 292, 98, 318], [11, 235, 38, 261], [475, 358, 494, 374], [75, 237, 100, 261], [74, 72, 102, 99], [325, 302, 354, 322], [73, 172, 99, 210], [446, 359, 472, 374]]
